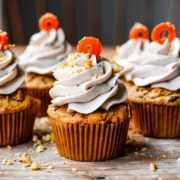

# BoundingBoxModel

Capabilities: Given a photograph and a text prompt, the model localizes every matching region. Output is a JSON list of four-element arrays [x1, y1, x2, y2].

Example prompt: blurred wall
[[2, 0, 180, 45]]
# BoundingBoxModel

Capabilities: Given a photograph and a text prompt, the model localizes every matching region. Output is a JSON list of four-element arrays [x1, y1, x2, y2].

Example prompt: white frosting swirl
[[0, 50, 24, 94], [19, 28, 72, 74], [50, 53, 127, 114], [116, 38, 180, 91]]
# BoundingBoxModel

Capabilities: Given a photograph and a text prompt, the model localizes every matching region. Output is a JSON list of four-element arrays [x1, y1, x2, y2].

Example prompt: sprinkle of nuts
[[71, 168, 77, 172], [7, 145, 13, 150], [45, 163, 54, 170], [36, 144, 45, 153], [30, 162, 41, 171], [150, 163, 157, 172], [158, 177, 164, 180], [32, 135, 39, 143], [42, 134, 51, 142], [6, 159, 13, 165], [141, 147, 148, 152], [110, 61, 123, 73], [36, 140, 42, 146], [19, 154, 32, 166], [84, 59, 93, 69]]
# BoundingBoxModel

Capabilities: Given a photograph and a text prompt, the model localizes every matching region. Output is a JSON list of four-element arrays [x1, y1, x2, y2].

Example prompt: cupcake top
[[115, 23, 149, 65], [0, 31, 24, 95], [19, 13, 72, 75], [49, 37, 127, 114], [116, 22, 180, 91]]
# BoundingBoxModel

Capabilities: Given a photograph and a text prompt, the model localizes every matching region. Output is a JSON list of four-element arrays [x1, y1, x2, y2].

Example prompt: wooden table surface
[[0, 46, 180, 180]]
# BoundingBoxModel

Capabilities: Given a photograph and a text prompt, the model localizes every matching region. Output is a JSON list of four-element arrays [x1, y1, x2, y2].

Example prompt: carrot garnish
[[129, 23, 149, 40], [151, 22, 176, 44], [77, 37, 102, 58], [39, 13, 59, 32]]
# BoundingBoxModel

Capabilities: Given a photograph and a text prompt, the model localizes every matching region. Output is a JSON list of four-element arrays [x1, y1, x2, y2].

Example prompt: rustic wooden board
[[0, 46, 179, 180], [0, 117, 180, 180]]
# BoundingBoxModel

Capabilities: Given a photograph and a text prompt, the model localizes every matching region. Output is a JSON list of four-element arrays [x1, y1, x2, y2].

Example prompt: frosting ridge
[[50, 52, 127, 114], [19, 28, 72, 74], [116, 38, 180, 91], [0, 50, 24, 94]]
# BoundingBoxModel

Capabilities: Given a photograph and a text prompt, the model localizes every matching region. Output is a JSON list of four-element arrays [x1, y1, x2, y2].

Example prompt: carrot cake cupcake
[[47, 37, 131, 161], [19, 12, 72, 116], [116, 22, 180, 138], [0, 30, 39, 146]]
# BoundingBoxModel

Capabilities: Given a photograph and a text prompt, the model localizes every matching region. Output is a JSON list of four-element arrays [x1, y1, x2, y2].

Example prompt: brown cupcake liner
[[0, 98, 39, 146], [27, 87, 51, 117], [130, 102, 180, 138], [50, 118, 130, 161]]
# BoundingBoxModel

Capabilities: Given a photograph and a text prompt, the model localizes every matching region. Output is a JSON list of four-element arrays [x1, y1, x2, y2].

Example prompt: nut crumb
[[85, 59, 93, 69], [42, 134, 51, 142], [141, 147, 148, 152], [6, 159, 13, 165], [32, 135, 39, 143], [45, 163, 54, 170], [158, 177, 164, 180], [36, 144, 45, 153], [30, 162, 41, 171], [19, 154, 32, 166], [71, 168, 77, 172], [150, 163, 157, 172], [145, 138, 150, 142], [7, 145, 12, 150], [35, 140, 42, 146], [162, 155, 166, 158]]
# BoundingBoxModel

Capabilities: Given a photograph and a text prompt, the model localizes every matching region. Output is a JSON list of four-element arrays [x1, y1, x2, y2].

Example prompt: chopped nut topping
[[158, 177, 164, 180], [6, 159, 13, 165], [19, 154, 32, 166], [110, 61, 123, 73], [35, 140, 42, 146], [7, 145, 13, 150], [85, 58, 93, 69], [45, 163, 54, 170], [150, 163, 157, 172], [42, 134, 51, 142], [36, 144, 45, 153], [30, 162, 41, 171], [71, 167, 77, 172], [141, 147, 148, 152], [32, 135, 39, 143]]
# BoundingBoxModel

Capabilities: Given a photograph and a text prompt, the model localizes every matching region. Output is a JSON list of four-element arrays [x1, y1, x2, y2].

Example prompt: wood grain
[[0, 46, 179, 180]]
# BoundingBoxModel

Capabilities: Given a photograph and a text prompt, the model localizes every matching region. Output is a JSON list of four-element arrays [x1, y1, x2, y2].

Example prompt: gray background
[[2, 0, 180, 45]]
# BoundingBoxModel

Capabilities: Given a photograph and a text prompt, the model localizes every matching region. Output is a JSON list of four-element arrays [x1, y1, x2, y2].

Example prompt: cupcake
[[47, 37, 131, 161], [19, 13, 72, 116], [0, 31, 39, 146], [116, 22, 180, 138]]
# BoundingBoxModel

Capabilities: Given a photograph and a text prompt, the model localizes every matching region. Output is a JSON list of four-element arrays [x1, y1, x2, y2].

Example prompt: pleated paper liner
[[27, 87, 51, 117], [50, 117, 130, 161], [130, 102, 180, 138], [0, 98, 40, 146]]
